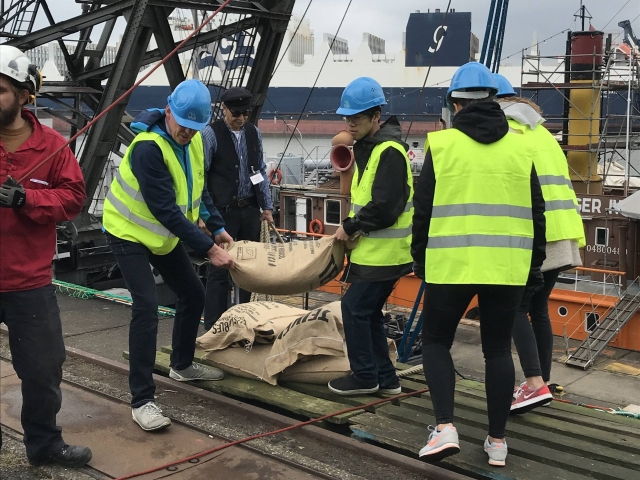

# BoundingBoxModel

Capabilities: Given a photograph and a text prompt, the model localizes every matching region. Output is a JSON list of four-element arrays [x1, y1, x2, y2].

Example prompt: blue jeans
[[0, 285, 66, 458], [341, 279, 398, 386], [106, 233, 205, 407]]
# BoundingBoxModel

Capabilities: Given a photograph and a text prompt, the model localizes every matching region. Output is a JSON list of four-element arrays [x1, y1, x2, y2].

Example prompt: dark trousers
[[341, 279, 398, 386], [204, 204, 260, 330], [421, 283, 524, 439], [512, 269, 560, 382], [0, 285, 66, 458], [106, 233, 205, 407]]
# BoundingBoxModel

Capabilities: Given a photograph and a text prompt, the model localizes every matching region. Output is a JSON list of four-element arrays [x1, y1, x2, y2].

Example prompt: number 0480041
[[586, 245, 619, 254]]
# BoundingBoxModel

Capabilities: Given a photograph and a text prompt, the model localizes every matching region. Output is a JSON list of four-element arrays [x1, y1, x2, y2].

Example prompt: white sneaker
[[132, 402, 171, 431], [169, 362, 224, 382]]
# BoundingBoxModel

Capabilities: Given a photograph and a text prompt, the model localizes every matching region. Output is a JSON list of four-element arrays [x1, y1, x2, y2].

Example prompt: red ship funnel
[[330, 144, 354, 172]]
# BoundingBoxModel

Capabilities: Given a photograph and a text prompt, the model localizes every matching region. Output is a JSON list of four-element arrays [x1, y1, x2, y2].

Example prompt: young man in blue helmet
[[411, 63, 546, 466], [330, 77, 413, 396], [102, 79, 235, 432], [494, 73, 585, 414]]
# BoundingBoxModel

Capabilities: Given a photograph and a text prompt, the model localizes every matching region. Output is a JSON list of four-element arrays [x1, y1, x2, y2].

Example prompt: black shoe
[[28, 444, 92, 468], [328, 374, 378, 396], [379, 377, 402, 395]]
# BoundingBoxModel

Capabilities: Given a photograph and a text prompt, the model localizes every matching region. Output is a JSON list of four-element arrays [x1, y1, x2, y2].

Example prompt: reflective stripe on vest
[[431, 203, 532, 220], [348, 140, 413, 267], [507, 119, 585, 246], [106, 190, 175, 238], [114, 169, 189, 214], [425, 128, 534, 285], [427, 234, 534, 249], [351, 201, 413, 214], [103, 130, 205, 255]]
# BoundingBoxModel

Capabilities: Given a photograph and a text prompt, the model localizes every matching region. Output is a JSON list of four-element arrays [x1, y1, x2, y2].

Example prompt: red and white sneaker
[[510, 383, 553, 415]]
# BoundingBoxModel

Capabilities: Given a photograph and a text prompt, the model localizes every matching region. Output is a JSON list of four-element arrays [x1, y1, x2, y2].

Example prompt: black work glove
[[0, 176, 26, 209], [526, 267, 545, 295]]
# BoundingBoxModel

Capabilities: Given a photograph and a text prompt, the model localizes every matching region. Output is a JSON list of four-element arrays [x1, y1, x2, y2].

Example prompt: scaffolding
[[520, 36, 640, 195]]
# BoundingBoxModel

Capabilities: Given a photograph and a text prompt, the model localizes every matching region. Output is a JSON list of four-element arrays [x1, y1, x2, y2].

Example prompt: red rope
[[113, 387, 429, 480], [16, 0, 233, 184]]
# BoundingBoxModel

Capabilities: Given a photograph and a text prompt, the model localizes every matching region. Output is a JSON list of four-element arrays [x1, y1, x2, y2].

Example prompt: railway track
[[0, 344, 471, 480]]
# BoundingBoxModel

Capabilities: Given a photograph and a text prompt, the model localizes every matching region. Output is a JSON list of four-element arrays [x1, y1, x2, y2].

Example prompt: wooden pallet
[[140, 349, 640, 479], [350, 368, 640, 480], [126, 349, 362, 424]]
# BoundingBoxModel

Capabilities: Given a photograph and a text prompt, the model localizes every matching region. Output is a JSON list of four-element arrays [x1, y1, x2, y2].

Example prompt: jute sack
[[228, 237, 345, 295], [196, 302, 307, 352], [200, 345, 278, 385], [279, 338, 398, 384], [264, 304, 345, 377]]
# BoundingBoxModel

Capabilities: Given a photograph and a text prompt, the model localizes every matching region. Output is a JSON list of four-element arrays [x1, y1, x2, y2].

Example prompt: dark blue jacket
[[128, 109, 225, 256]]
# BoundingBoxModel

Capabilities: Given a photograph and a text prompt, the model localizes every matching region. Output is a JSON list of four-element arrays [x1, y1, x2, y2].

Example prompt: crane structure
[[479, 0, 509, 73], [1, 0, 295, 286]]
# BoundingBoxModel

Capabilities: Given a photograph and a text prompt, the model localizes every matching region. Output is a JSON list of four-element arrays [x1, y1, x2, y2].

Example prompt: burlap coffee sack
[[228, 237, 345, 295], [264, 304, 345, 377], [279, 338, 398, 384], [196, 302, 306, 352], [201, 344, 278, 385]]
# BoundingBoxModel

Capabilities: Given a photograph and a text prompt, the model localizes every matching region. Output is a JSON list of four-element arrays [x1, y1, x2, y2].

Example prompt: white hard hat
[[0, 45, 42, 95]]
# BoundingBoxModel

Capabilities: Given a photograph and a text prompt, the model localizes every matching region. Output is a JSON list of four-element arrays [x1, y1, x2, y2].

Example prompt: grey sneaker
[[418, 425, 460, 461], [484, 436, 508, 467], [132, 402, 171, 431], [169, 362, 224, 382]]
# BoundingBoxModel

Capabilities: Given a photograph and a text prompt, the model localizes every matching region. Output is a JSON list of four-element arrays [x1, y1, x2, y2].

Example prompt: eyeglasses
[[230, 110, 250, 118], [342, 114, 368, 125]]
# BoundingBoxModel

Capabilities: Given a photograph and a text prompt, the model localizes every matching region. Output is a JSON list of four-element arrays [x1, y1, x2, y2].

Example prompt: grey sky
[[33, 0, 640, 63]]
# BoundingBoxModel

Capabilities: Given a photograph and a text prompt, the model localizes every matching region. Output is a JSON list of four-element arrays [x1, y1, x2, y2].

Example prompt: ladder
[[0, 0, 40, 39], [566, 281, 640, 370]]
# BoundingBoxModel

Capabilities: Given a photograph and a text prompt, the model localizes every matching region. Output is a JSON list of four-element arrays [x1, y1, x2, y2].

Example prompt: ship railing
[[559, 266, 624, 296], [559, 268, 627, 360]]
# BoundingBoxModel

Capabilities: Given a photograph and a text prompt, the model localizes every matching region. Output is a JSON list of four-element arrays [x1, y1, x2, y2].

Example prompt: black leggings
[[421, 283, 524, 439], [512, 269, 560, 382]]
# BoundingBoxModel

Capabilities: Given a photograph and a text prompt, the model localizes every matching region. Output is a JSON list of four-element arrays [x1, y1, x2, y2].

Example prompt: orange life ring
[[309, 219, 324, 234], [269, 168, 282, 185]]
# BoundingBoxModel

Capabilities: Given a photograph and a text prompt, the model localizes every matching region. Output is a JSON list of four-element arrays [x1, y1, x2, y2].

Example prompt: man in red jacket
[[0, 45, 92, 467]]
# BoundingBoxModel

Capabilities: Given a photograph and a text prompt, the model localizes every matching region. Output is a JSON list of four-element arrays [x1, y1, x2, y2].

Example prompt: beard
[[0, 96, 22, 128]]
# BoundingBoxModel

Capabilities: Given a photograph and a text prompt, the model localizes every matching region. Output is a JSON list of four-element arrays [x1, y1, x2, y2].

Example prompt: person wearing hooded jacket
[[411, 62, 546, 467], [330, 77, 413, 396], [102, 79, 235, 432], [494, 73, 585, 414]]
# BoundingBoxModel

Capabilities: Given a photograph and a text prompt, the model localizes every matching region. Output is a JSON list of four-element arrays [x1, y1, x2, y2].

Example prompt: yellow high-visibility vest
[[348, 141, 413, 266], [508, 119, 585, 247], [103, 131, 204, 255], [425, 128, 534, 285]]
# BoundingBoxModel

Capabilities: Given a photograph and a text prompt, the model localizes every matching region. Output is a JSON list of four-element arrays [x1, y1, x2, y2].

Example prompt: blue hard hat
[[167, 79, 212, 130], [446, 62, 499, 109], [493, 73, 516, 98], [336, 77, 386, 115]]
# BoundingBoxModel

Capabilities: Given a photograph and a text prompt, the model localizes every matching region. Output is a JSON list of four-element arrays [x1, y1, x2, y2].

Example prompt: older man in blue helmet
[[330, 77, 413, 397], [103, 79, 234, 432]]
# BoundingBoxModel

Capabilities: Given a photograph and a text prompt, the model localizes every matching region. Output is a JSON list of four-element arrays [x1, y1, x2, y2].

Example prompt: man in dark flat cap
[[200, 87, 274, 330]]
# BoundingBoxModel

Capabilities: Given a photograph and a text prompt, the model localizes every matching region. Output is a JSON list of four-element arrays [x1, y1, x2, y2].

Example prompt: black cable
[[404, 0, 453, 141], [602, 0, 631, 30], [273, 0, 353, 175]]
